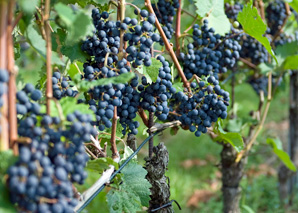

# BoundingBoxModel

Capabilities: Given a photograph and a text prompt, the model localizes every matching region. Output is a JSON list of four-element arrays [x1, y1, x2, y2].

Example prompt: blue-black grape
[[52, 71, 78, 100], [0, 69, 9, 133], [266, 0, 287, 36], [139, 55, 176, 121], [152, 0, 180, 42], [225, 2, 243, 21], [16, 84, 42, 116], [8, 109, 97, 212], [179, 20, 241, 79], [168, 76, 230, 137]]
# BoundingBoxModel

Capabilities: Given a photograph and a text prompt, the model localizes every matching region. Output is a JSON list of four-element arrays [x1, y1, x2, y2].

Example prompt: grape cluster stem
[[175, 0, 182, 55], [236, 72, 273, 162], [271, 3, 291, 43], [145, 0, 191, 93]]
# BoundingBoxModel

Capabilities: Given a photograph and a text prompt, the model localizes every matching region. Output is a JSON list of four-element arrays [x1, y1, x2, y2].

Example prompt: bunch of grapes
[[215, 35, 241, 73], [16, 83, 42, 116], [225, 2, 243, 21], [8, 92, 96, 212], [266, 0, 288, 36], [81, 9, 166, 135], [248, 76, 269, 95], [152, 0, 180, 41], [52, 72, 78, 100], [139, 55, 176, 121], [239, 34, 269, 65], [0, 69, 9, 133], [168, 76, 229, 137], [179, 20, 241, 79], [274, 32, 298, 47]]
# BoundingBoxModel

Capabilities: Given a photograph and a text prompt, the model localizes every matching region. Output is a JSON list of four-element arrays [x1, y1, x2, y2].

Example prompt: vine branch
[[236, 72, 273, 162], [175, 0, 181, 56], [148, 112, 154, 158], [44, 0, 52, 115], [0, 2, 9, 151], [7, 0, 18, 155], [271, 3, 291, 43], [144, 0, 191, 93]]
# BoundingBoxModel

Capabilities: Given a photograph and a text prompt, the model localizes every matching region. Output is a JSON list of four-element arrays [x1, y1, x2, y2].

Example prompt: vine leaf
[[172, 82, 184, 92], [73, 72, 135, 92], [193, 0, 230, 35], [282, 55, 298, 70], [86, 157, 119, 173], [136, 58, 162, 84], [214, 121, 244, 152], [107, 162, 151, 213], [25, 24, 64, 65], [54, 3, 94, 45], [285, 0, 298, 13], [0, 151, 18, 213], [267, 138, 297, 172], [66, 62, 83, 80], [275, 41, 298, 70], [237, 3, 277, 63], [18, 0, 40, 14], [40, 97, 95, 120]]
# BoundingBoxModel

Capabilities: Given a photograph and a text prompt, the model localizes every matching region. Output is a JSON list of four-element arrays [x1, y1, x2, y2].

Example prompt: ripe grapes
[[152, 0, 180, 41], [168, 76, 229, 136], [8, 101, 97, 212], [52, 71, 78, 100], [0, 69, 9, 133], [179, 20, 241, 79]]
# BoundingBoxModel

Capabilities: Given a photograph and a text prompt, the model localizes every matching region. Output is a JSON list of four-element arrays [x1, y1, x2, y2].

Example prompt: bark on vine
[[145, 143, 174, 213], [221, 143, 247, 213], [278, 70, 298, 205]]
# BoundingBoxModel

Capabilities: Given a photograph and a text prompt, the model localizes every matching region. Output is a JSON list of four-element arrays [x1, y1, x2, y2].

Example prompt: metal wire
[[150, 200, 182, 212], [77, 131, 161, 212]]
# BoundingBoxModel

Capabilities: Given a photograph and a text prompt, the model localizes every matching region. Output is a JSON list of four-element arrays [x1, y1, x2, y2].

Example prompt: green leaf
[[237, 3, 277, 63], [131, 0, 144, 7], [136, 59, 162, 84], [282, 55, 298, 70], [40, 97, 95, 120], [172, 82, 184, 92], [120, 146, 137, 164], [286, 0, 298, 13], [0, 151, 18, 212], [226, 118, 242, 132], [194, 0, 230, 35], [107, 162, 151, 213], [216, 132, 244, 152], [18, 0, 40, 14], [241, 204, 255, 213], [26, 23, 64, 65], [214, 121, 244, 152], [86, 157, 118, 173], [60, 97, 95, 120], [258, 63, 274, 75], [0, 183, 16, 213], [61, 42, 89, 62], [54, 3, 94, 44], [0, 150, 18, 176], [74, 72, 135, 92], [67, 62, 83, 80], [99, 120, 124, 141], [267, 138, 296, 172]]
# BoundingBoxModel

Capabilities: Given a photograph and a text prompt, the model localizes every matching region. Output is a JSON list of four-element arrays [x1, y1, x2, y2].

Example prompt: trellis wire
[[77, 131, 161, 212]]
